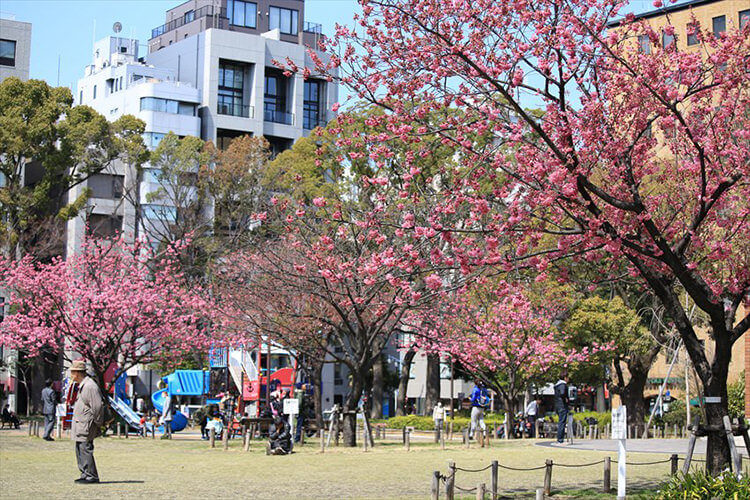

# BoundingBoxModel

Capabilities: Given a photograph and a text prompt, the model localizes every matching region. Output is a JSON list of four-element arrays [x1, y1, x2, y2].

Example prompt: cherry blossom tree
[[413, 283, 600, 416], [0, 237, 220, 393], [305, 0, 750, 472]]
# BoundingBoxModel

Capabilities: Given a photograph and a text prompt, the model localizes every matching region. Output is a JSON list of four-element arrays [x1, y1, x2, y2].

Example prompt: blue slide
[[151, 389, 188, 432]]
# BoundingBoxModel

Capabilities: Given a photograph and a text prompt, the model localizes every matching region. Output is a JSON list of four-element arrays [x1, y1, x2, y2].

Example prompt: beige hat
[[69, 360, 87, 372]]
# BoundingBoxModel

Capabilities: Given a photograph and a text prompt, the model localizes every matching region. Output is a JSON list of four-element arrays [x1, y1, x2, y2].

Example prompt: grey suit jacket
[[41, 387, 57, 415]]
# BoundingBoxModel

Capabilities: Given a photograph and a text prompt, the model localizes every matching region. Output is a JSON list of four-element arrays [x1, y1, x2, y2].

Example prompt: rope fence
[[431, 454, 683, 500]]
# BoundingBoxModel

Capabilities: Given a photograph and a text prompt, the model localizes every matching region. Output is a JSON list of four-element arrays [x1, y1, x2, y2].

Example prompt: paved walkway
[[537, 437, 749, 456]]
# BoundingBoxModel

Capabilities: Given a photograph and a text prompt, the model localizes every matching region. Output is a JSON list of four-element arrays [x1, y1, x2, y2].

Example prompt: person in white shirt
[[432, 402, 446, 436], [525, 396, 542, 438]]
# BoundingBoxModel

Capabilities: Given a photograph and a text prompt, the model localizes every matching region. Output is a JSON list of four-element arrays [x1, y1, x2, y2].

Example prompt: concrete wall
[[0, 18, 32, 82]]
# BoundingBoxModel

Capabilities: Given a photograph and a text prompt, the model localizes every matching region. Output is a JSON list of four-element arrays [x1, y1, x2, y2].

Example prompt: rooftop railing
[[151, 5, 227, 39]]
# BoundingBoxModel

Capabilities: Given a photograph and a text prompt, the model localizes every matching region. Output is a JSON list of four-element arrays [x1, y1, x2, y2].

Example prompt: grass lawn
[[0, 431, 675, 499]]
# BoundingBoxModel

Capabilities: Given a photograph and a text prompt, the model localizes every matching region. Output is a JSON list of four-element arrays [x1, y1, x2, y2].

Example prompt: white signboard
[[283, 398, 299, 415], [612, 405, 627, 440]]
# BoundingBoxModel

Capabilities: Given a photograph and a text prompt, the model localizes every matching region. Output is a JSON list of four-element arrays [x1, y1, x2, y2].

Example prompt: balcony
[[151, 5, 227, 39], [264, 109, 294, 125], [304, 22, 322, 34], [217, 102, 254, 118]]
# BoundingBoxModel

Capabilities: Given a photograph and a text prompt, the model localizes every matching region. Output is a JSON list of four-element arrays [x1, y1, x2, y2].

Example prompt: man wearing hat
[[69, 359, 104, 484]]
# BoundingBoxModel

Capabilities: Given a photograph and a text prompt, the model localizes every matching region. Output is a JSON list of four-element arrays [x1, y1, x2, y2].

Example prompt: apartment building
[[0, 15, 31, 82], [145, 0, 337, 155], [67, 34, 203, 255]]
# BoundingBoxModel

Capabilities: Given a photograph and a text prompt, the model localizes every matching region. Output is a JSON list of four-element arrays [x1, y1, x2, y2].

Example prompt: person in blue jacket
[[554, 371, 570, 444], [469, 380, 489, 440]]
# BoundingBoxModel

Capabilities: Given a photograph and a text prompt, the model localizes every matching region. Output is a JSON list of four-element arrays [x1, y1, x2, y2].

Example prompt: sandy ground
[[0, 429, 685, 499]]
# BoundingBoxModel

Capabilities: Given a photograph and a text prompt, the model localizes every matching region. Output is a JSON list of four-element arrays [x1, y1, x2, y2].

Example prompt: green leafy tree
[[0, 78, 145, 259]]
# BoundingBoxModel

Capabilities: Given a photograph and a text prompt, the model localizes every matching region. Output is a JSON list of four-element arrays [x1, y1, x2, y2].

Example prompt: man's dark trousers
[[43, 414, 55, 439], [556, 408, 568, 443], [75, 441, 99, 481]]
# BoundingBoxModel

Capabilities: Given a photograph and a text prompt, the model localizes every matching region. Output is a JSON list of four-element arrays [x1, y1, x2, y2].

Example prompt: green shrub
[[547, 411, 611, 426], [656, 470, 750, 499], [383, 411, 505, 431], [728, 373, 745, 420]]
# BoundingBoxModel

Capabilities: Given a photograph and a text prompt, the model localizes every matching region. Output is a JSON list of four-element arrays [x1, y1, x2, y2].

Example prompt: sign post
[[284, 398, 300, 444], [611, 406, 627, 500]]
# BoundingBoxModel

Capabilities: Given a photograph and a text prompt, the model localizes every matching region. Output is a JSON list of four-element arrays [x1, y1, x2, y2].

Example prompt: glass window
[[143, 204, 176, 222], [637, 34, 651, 54], [686, 23, 699, 46], [184, 10, 195, 23], [304, 80, 324, 129], [228, 0, 257, 28], [269, 6, 299, 35], [165, 99, 178, 114], [178, 102, 195, 116], [740, 10, 750, 30], [0, 39, 16, 66], [143, 132, 166, 148], [712, 15, 726, 37], [264, 70, 290, 124], [662, 31, 675, 49], [79, 90, 83, 104], [93, 85, 97, 99], [218, 61, 245, 117]]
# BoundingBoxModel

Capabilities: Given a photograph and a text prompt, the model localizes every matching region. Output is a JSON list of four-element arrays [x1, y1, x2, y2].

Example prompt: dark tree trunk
[[424, 353, 440, 415], [311, 361, 324, 431], [342, 370, 365, 447], [370, 354, 384, 419], [612, 347, 660, 428], [396, 349, 416, 417], [701, 337, 732, 476]]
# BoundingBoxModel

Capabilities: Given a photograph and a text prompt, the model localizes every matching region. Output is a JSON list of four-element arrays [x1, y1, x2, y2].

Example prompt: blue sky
[[1, 0, 360, 91], [1, 0, 690, 97]]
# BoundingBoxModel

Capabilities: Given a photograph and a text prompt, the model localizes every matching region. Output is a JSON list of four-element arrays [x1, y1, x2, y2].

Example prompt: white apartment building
[[67, 35, 202, 254]]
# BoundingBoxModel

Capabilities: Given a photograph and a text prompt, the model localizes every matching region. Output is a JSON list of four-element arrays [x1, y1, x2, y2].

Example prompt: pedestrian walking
[[469, 380, 489, 439], [432, 401, 445, 434], [525, 396, 541, 438], [69, 360, 104, 484], [41, 379, 58, 441], [554, 371, 570, 444]]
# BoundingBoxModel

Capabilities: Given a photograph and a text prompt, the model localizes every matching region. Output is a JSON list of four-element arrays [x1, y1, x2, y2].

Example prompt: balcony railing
[[217, 102, 254, 118], [304, 22, 322, 34], [303, 114, 327, 130], [151, 5, 227, 39], [264, 109, 294, 125]]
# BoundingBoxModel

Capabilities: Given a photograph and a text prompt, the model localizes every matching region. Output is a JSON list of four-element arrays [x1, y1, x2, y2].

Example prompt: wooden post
[[722, 415, 742, 475], [490, 460, 498, 500], [364, 424, 369, 452], [209, 428, 216, 448], [449, 421, 453, 441], [602, 456, 611, 493], [431, 470, 441, 500], [35, 421, 40, 437], [476, 483, 486, 500], [446, 460, 456, 500], [402, 427, 407, 444], [152, 426, 156, 439], [673, 424, 678, 439], [124, 423, 128, 438], [405, 429, 411, 451], [222, 426, 229, 450], [116, 423, 121, 438], [320, 429, 325, 453], [543, 459, 553, 497], [28, 421, 32, 436], [485, 429, 490, 448], [670, 454, 678, 475], [441, 427, 446, 450], [605, 423, 610, 439], [465, 428, 470, 449], [478, 428, 485, 448]]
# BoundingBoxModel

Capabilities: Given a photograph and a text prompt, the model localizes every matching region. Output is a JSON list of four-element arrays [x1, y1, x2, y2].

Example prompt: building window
[[93, 85, 97, 99], [686, 23, 699, 46], [216, 129, 250, 150], [637, 34, 651, 54], [140, 97, 195, 115], [228, 0, 257, 28], [218, 61, 246, 117], [269, 6, 299, 35], [184, 10, 195, 23], [333, 363, 343, 386], [79, 90, 83, 104], [88, 173, 124, 199], [0, 39, 16, 66], [143, 132, 166, 148], [143, 204, 177, 222], [662, 31, 675, 49], [264, 69, 291, 124], [303, 80, 325, 130], [87, 214, 123, 239], [740, 10, 750, 30], [712, 15, 726, 37]]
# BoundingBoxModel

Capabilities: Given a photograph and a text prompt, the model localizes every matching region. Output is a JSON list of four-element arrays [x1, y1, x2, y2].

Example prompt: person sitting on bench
[[268, 415, 292, 455], [2, 405, 20, 429]]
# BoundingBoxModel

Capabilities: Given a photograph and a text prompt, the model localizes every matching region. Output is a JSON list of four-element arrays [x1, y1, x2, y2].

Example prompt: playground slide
[[151, 389, 188, 432], [109, 397, 145, 431], [228, 349, 258, 391]]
